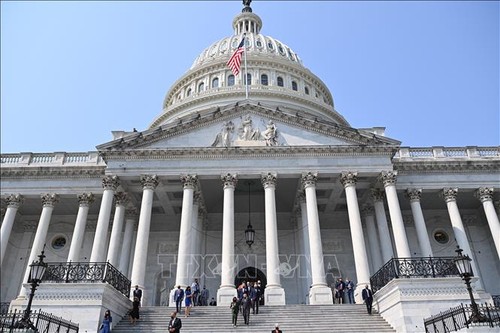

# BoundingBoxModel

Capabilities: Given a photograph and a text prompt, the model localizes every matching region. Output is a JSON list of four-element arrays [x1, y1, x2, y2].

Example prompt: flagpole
[[243, 33, 249, 100]]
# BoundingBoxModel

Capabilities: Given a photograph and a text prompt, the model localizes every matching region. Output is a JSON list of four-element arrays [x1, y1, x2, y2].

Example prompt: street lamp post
[[453, 246, 489, 325], [16, 249, 48, 331]]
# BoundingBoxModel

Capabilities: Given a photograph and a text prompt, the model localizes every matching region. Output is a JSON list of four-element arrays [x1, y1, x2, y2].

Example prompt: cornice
[[0, 166, 106, 179], [393, 160, 500, 173]]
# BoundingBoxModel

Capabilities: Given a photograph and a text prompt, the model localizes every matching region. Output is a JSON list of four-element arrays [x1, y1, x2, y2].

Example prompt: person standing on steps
[[241, 292, 252, 325], [184, 286, 192, 317], [191, 278, 200, 306], [335, 277, 346, 304], [174, 285, 184, 314], [200, 286, 209, 306], [271, 323, 283, 333], [133, 285, 143, 306], [345, 278, 355, 304], [98, 311, 111, 333], [230, 296, 241, 327], [129, 297, 140, 325], [168, 311, 182, 333], [362, 284, 374, 315]]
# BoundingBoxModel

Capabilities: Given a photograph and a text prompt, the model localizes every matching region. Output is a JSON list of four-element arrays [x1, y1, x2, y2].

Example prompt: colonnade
[[1, 171, 499, 304]]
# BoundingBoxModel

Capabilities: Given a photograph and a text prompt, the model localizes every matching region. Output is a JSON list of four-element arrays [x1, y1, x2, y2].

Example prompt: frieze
[[0, 167, 105, 179], [34, 291, 104, 301], [400, 286, 468, 297], [394, 160, 500, 173]]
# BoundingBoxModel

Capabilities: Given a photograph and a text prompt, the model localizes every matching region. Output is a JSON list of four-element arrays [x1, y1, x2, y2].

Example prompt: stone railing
[[43, 262, 131, 298], [394, 146, 500, 159], [370, 257, 459, 293], [424, 303, 500, 332], [0, 152, 105, 167]]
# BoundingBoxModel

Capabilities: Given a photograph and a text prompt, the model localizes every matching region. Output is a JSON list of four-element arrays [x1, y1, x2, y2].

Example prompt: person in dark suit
[[133, 285, 143, 305], [241, 293, 252, 325], [168, 311, 182, 333], [362, 285, 374, 314], [174, 285, 184, 314], [271, 323, 283, 333]]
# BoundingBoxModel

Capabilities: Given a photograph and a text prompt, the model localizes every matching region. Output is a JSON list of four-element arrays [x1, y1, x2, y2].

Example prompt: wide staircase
[[111, 304, 396, 333]]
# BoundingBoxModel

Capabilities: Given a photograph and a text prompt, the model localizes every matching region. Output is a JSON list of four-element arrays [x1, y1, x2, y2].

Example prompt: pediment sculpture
[[212, 115, 279, 147]]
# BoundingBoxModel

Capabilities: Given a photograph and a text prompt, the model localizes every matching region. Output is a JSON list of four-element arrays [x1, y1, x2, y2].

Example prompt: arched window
[[198, 82, 204, 93], [186, 88, 191, 97], [305, 86, 310, 95], [228, 75, 235, 86], [292, 81, 298, 91], [261, 74, 268, 86], [244, 73, 252, 85], [277, 76, 284, 87], [212, 78, 219, 88]]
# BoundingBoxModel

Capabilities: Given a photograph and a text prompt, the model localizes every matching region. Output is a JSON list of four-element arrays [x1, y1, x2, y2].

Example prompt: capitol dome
[[149, 1, 349, 129]]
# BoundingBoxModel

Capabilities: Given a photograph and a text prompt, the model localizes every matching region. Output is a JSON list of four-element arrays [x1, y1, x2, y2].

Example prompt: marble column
[[405, 189, 433, 257], [130, 174, 159, 302], [106, 192, 128, 267], [442, 188, 483, 289], [67, 193, 95, 263], [371, 189, 394, 263], [119, 208, 137, 276], [18, 193, 59, 298], [90, 175, 119, 263], [261, 172, 286, 305], [361, 205, 383, 273], [298, 192, 312, 303], [188, 191, 201, 284], [301, 172, 332, 305], [1, 194, 23, 266], [217, 173, 238, 305], [475, 188, 500, 260], [379, 171, 411, 258], [340, 172, 371, 303]]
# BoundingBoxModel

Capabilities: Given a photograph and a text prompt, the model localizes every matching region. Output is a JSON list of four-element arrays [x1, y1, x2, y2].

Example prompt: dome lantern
[[233, 0, 262, 35]]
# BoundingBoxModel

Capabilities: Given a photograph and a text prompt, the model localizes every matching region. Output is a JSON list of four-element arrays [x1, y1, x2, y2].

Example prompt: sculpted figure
[[262, 120, 278, 146], [238, 115, 260, 140], [211, 121, 234, 147]]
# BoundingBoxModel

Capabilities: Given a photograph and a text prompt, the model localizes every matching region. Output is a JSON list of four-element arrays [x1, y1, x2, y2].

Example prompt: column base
[[308, 285, 333, 305], [216, 286, 237, 307], [264, 286, 286, 305]]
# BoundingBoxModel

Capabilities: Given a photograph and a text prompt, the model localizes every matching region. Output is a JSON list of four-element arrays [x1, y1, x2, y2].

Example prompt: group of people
[[230, 280, 263, 327], [333, 277, 355, 304], [173, 279, 212, 318]]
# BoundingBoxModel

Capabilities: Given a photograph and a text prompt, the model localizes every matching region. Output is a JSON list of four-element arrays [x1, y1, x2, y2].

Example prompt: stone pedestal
[[216, 287, 237, 307], [374, 277, 492, 333], [308, 285, 333, 305], [10, 283, 131, 333], [264, 286, 286, 305]]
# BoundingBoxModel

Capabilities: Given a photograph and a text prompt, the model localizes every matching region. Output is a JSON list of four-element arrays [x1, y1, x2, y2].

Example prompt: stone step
[[112, 304, 395, 333]]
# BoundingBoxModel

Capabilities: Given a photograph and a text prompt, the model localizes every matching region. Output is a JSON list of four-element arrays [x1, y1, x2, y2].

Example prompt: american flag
[[226, 37, 245, 76]]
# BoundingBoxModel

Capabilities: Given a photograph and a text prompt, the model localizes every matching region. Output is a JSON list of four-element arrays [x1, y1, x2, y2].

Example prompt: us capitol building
[[1, 1, 499, 332]]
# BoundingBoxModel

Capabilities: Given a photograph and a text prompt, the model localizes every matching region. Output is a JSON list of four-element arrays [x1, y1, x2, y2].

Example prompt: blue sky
[[1, 1, 498, 153]]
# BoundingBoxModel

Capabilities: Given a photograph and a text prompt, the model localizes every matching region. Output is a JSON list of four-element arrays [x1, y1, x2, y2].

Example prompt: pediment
[[97, 102, 399, 151]]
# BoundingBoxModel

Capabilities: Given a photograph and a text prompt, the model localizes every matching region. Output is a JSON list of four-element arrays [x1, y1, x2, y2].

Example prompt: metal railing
[[43, 262, 131, 297], [424, 303, 500, 333], [370, 257, 459, 293], [0, 308, 79, 333]]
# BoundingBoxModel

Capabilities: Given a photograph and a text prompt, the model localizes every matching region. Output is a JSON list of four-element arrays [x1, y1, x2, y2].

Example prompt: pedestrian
[[129, 297, 140, 325], [184, 286, 192, 317], [98, 311, 111, 333], [230, 296, 240, 327], [133, 285, 143, 306], [255, 280, 262, 314], [345, 278, 355, 304], [191, 278, 200, 306], [168, 311, 182, 333], [200, 286, 209, 306], [241, 292, 252, 325], [249, 282, 257, 314], [362, 284, 374, 314], [335, 277, 345, 304], [174, 285, 184, 314], [271, 323, 283, 333], [209, 297, 217, 306], [104, 310, 112, 330]]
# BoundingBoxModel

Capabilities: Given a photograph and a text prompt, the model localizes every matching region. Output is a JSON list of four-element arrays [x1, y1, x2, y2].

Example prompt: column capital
[[340, 171, 358, 188], [261, 172, 277, 188], [301, 172, 318, 189], [370, 188, 385, 202], [77, 192, 95, 206], [126, 207, 138, 219], [405, 188, 422, 202], [379, 170, 398, 187], [40, 193, 59, 207], [475, 187, 494, 203], [441, 188, 458, 202], [5, 194, 24, 208], [141, 174, 159, 190], [180, 174, 199, 189], [114, 192, 129, 206], [361, 205, 374, 217], [102, 175, 120, 190], [221, 173, 238, 189]]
